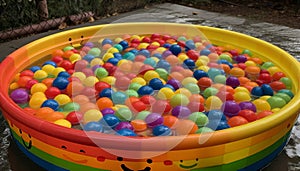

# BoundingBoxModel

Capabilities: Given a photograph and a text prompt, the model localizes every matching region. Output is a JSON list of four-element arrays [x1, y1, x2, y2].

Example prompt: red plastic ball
[[269, 81, 286, 91], [238, 109, 257, 122], [272, 72, 286, 81], [60, 60, 74, 71], [132, 101, 147, 112], [140, 95, 156, 105], [187, 101, 205, 112], [197, 77, 213, 91], [20, 70, 34, 78], [95, 81, 111, 93], [66, 111, 83, 125], [45, 87, 61, 99], [74, 60, 88, 71], [151, 100, 171, 114], [257, 110, 273, 119]]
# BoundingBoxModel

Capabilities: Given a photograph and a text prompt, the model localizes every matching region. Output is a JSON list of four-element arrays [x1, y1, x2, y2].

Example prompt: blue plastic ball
[[107, 58, 119, 65], [163, 43, 171, 48], [83, 54, 95, 62], [169, 44, 182, 56], [111, 91, 128, 104], [199, 48, 211, 56], [129, 49, 138, 55], [217, 59, 233, 68], [42, 61, 57, 67], [116, 128, 137, 136], [52, 77, 69, 90], [119, 40, 129, 49], [206, 120, 230, 130], [113, 53, 123, 60], [156, 59, 171, 71], [207, 110, 227, 121], [99, 88, 114, 98], [41, 99, 59, 111], [57, 71, 70, 78], [149, 78, 164, 90], [102, 114, 120, 128], [185, 40, 195, 50], [102, 38, 113, 46], [261, 84, 274, 96], [137, 86, 154, 96], [153, 53, 162, 59], [193, 70, 209, 80], [153, 125, 172, 136], [83, 122, 104, 132], [183, 59, 195, 70], [251, 86, 264, 97], [30, 66, 41, 73], [278, 89, 294, 98], [163, 84, 175, 91], [138, 49, 151, 58]]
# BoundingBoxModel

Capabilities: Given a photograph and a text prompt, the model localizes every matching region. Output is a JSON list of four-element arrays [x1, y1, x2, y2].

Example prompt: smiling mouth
[[21, 138, 32, 149], [179, 163, 198, 169], [121, 164, 151, 171], [62, 154, 88, 163]]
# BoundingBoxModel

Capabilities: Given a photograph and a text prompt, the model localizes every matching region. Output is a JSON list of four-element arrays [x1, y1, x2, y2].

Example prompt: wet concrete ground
[[1, 3, 300, 171]]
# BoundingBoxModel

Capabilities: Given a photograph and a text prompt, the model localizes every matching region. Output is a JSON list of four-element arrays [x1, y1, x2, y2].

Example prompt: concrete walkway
[[1, 3, 299, 171]]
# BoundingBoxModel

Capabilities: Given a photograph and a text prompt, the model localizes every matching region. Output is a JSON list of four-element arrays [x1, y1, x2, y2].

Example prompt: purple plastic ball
[[84, 42, 94, 48], [114, 121, 133, 131], [101, 108, 115, 116], [162, 50, 173, 58], [92, 65, 102, 72], [167, 79, 181, 90], [172, 106, 191, 119], [239, 102, 257, 112], [145, 113, 163, 128], [226, 76, 240, 88], [10, 88, 29, 104], [221, 101, 241, 117], [235, 55, 247, 63]]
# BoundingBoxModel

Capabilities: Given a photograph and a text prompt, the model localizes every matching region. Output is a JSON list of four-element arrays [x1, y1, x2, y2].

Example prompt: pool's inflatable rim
[[1, 22, 300, 150]]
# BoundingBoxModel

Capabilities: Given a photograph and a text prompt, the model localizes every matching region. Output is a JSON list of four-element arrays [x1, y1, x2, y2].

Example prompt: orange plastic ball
[[228, 116, 249, 127], [96, 97, 113, 110]]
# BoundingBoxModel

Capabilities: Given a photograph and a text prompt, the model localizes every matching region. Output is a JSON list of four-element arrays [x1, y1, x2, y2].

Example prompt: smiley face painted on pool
[[68, 35, 84, 48], [60, 145, 89, 163], [117, 157, 153, 171], [177, 158, 199, 170], [10, 122, 33, 150]]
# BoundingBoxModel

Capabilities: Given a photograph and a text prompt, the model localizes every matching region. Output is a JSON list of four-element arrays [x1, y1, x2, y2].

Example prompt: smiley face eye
[[28, 134, 31, 138], [61, 145, 67, 149], [117, 157, 123, 161], [79, 149, 86, 153], [196, 158, 199, 161], [69, 38, 72, 41], [180, 160, 183, 163], [146, 159, 153, 164], [19, 129, 22, 134]]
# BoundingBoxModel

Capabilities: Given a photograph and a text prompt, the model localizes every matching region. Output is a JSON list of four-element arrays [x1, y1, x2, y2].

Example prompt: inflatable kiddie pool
[[0, 22, 300, 171]]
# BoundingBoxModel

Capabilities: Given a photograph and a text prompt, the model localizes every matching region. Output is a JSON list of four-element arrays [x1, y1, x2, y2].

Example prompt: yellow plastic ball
[[9, 82, 19, 90], [234, 86, 250, 94], [175, 88, 192, 98], [156, 47, 167, 54], [151, 42, 160, 47], [252, 99, 271, 112], [29, 95, 47, 109], [131, 77, 146, 86], [260, 95, 271, 101], [42, 65, 55, 75], [72, 72, 86, 81], [197, 66, 209, 72], [144, 70, 160, 82], [181, 77, 198, 86], [205, 95, 223, 111], [30, 83, 47, 94], [138, 43, 149, 49], [83, 109, 103, 123], [178, 54, 189, 62], [54, 94, 71, 106], [267, 66, 282, 76], [157, 87, 175, 100], [90, 58, 104, 67], [83, 76, 99, 87], [100, 76, 116, 85], [52, 67, 66, 77], [33, 70, 48, 80], [54, 119, 72, 128], [233, 91, 251, 102], [102, 52, 114, 62], [69, 53, 82, 63], [107, 47, 119, 53], [245, 61, 256, 67]]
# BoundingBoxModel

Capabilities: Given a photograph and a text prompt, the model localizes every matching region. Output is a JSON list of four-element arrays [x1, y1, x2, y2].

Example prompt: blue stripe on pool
[[13, 137, 68, 171]]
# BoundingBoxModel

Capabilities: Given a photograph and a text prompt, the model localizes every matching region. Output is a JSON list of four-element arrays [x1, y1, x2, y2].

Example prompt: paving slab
[[0, 3, 299, 171]]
